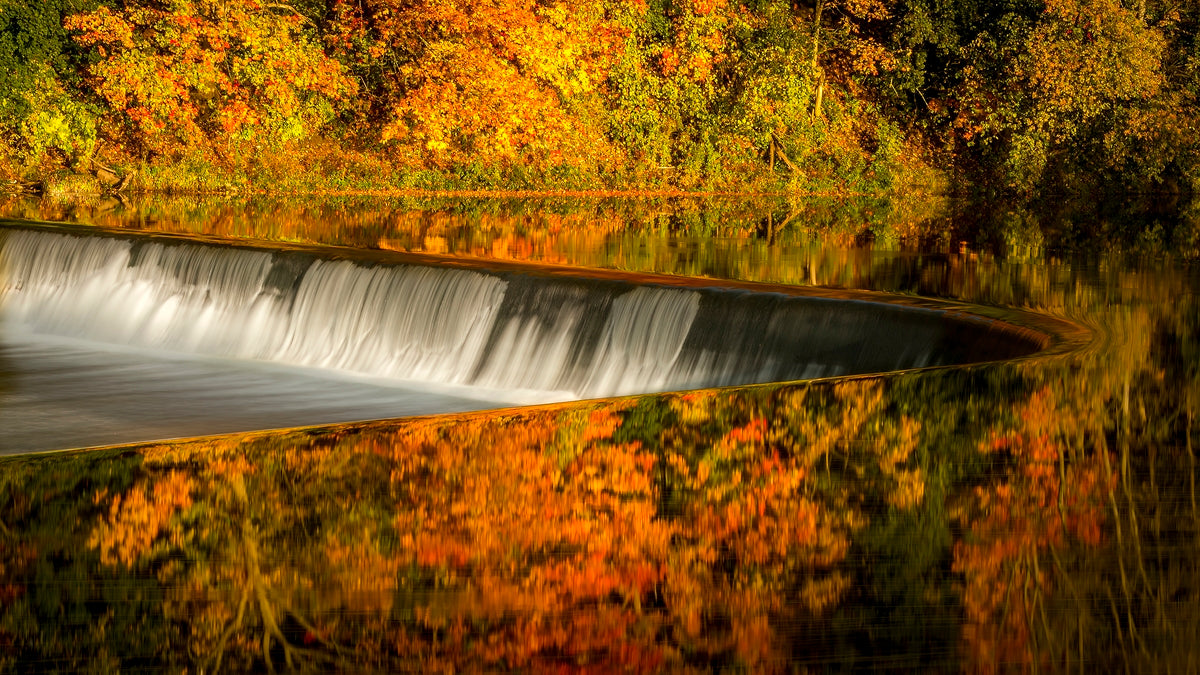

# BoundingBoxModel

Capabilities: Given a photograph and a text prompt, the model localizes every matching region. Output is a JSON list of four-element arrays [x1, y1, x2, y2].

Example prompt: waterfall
[[1, 229, 711, 399], [0, 227, 999, 402]]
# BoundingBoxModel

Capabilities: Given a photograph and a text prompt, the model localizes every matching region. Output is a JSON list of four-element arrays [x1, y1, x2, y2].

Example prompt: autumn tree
[[890, 0, 1200, 192], [65, 0, 357, 158], [600, 0, 912, 189], [324, 0, 625, 175], [959, 0, 1163, 188], [0, 0, 111, 168]]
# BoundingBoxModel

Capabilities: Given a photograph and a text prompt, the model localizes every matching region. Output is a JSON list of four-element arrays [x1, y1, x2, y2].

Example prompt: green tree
[[0, 0, 110, 169]]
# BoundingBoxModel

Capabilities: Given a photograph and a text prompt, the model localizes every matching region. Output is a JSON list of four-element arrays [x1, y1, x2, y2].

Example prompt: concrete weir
[[0, 222, 1059, 453]]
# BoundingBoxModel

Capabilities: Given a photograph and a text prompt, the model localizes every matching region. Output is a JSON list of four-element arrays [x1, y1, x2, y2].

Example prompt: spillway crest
[[0, 227, 1037, 402]]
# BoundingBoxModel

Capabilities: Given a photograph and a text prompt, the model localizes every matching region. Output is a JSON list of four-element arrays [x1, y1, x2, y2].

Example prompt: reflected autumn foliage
[[7, 379, 925, 673], [952, 387, 1115, 672], [0, 192, 944, 282]]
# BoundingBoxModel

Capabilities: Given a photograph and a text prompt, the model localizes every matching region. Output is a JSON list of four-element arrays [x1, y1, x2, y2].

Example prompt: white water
[[0, 229, 714, 400], [1, 227, 991, 398], [0, 226, 1023, 453]]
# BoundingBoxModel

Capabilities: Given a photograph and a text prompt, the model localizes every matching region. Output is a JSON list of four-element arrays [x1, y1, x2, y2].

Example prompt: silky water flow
[[0, 226, 1038, 452]]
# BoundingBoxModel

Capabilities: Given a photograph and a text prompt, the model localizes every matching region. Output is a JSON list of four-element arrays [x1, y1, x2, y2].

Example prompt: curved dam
[[0, 224, 1047, 453]]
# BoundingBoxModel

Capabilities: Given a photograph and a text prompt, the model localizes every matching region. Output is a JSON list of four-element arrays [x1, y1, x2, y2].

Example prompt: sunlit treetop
[[66, 0, 357, 155]]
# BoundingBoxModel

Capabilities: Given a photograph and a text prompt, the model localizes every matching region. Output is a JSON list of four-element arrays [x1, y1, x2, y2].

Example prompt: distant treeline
[[1, 0, 1197, 194]]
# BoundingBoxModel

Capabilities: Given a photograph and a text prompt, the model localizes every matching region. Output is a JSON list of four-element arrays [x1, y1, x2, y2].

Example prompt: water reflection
[[3, 191, 1194, 289], [0, 192, 944, 280], [0, 194, 1198, 671]]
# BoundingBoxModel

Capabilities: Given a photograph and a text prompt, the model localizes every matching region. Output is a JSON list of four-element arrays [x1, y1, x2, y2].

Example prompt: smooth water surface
[[0, 333, 502, 453], [0, 194, 1197, 673]]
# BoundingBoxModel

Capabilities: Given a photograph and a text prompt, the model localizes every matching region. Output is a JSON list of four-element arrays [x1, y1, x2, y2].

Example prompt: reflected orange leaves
[[75, 378, 930, 671], [953, 387, 1115, 670], [377, 409, 675, 669], [0, 540, 34, 612], [88, 469, 193, 568], [289, 357, 1189, 669], [4, 196, 961, 298], [321, 525, 403, 615], [50, 352, 1174, 670]]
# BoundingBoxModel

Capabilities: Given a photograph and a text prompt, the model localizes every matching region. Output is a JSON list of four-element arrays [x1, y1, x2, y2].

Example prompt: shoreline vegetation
[[2, 0, 1197, 198]]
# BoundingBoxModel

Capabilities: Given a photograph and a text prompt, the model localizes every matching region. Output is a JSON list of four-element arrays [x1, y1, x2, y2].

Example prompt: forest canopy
[[0, 0, 1196, 194]]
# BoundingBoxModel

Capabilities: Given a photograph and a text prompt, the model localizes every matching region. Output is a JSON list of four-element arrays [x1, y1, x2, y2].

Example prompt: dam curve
[[0, 223, 1054, 453]]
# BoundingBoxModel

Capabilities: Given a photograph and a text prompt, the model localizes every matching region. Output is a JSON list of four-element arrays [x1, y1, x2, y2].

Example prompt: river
[[0, 192, 1195, 672]]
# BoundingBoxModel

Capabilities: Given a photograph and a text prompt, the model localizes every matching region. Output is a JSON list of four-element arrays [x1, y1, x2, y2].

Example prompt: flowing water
[[0, 194, 1197, 673], [0, 223, 1040, 452]]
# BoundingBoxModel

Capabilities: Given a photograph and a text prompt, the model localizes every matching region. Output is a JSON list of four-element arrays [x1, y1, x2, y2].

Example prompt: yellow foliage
[[88, 470, 194, 568]]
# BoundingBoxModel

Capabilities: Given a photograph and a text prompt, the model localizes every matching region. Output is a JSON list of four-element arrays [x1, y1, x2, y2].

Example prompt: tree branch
[[264, 3, 314, 27]]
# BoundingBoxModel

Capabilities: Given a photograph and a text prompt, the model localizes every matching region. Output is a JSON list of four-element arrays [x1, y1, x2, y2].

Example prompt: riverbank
[[2, 133, 947, 202]]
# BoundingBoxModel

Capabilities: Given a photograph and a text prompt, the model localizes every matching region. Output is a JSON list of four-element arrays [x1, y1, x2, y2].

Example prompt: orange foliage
[[88, 470, 194, 568], [327, 0, 624, 169], [66, 0, 356, 154], [341, 382, 913, 670], [369, 408, 677, 669], [70, 377, 926, 671], [953, 387, 1115, 670]]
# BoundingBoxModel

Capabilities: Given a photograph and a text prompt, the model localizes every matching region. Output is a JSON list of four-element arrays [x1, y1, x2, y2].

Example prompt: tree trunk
[[770, 133, 799, 173], [810, 0, 823, 72], [810, 0, 825, 119], [813, 73, 825, 120]]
